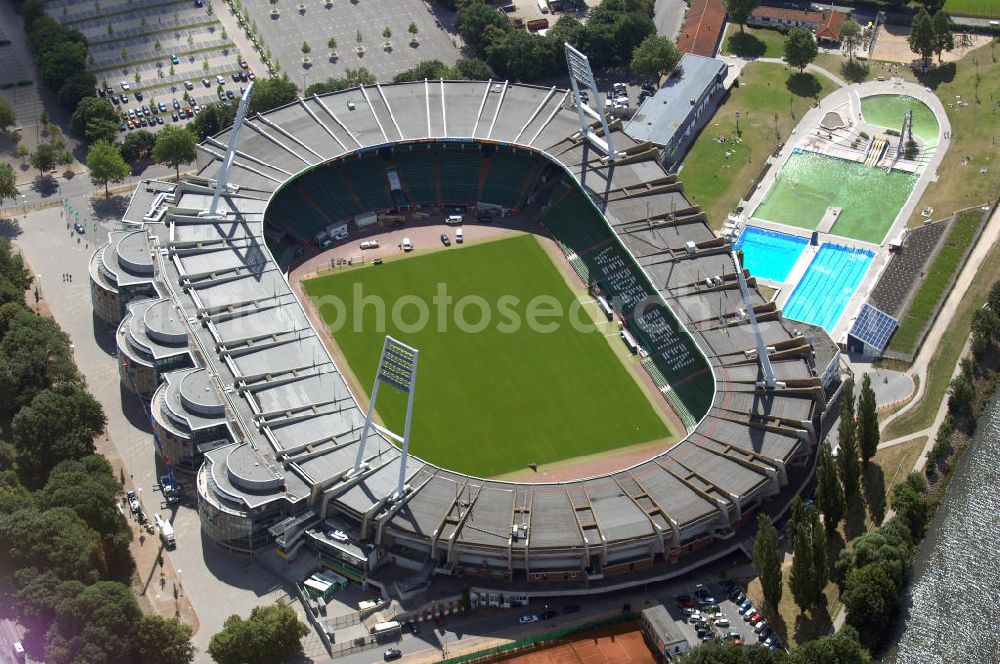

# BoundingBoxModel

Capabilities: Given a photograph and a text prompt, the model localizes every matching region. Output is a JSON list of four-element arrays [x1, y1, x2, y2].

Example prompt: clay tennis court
[[500, 622, 657, 664]]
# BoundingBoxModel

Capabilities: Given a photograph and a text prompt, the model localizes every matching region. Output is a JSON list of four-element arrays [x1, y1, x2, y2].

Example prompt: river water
[[891, 387, 1000, 663]]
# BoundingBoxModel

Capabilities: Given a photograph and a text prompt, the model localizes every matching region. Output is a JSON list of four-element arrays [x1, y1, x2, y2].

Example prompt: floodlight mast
[[731, 250, 780, 390], [350, 336, 419, 501], [206, 81, 255, 217], [564, 43, 619, 161]]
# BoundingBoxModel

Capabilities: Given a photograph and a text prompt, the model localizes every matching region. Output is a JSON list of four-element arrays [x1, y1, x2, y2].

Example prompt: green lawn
[[304, 234, 671, 478], [888, 209, 985, 355], [720, 26, 787, 59], [905, 40, 1000, 226], [679, 63, 837, 229], [942, 0, 1000, 17]]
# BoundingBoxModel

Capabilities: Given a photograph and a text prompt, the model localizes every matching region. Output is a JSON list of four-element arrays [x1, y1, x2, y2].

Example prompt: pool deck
[[731, 79, 950, 343]]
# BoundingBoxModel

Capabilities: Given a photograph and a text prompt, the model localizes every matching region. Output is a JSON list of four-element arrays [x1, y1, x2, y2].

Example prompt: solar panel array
[[849, 302, 898, 354]]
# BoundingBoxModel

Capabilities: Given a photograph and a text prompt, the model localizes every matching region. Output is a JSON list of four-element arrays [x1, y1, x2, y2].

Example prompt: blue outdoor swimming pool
[[783, 243, 875, 332], [734, 226, 808, 282]]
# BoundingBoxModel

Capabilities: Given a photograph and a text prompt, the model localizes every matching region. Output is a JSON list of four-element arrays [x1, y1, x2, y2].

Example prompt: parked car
[[383, 649, 402, 661], [185, 80, 195, 90], [158, 101, 167, 112], [440, 234, 451, 247], [247, 70, 255, 79], [172, 98, 181, 109], [738, 600, 753, 614], [135, 91, 143, 101], [226, 90, 235, 99], [675, 594, 693, 607], [202, 78, 211, 87], [216, 74, 226, 85], [240, 58, 249, 69], [120, 80, 130, 90], [171, 112, 179, 122], [126, 490, 140, 512], [171, 54, 180, 64], [156, 116, 164, 125], [120, 93, 128, 103], [715, 617, 730, 628], [743, 609, 758, 622], [518, 614, 539, 624]]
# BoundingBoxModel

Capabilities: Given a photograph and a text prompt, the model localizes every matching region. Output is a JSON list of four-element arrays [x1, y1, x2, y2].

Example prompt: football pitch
[[303, 234, 673, 478]]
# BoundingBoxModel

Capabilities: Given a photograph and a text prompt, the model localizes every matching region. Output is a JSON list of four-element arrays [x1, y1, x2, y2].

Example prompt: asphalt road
[[0, 619, 25, 664], [654, 0, 687, 41]]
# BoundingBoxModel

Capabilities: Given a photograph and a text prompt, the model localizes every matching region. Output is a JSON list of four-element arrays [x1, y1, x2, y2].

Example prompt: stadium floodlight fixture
[[351, 336, 418, 500], [564, 43, 619, 162], [202, 81, 255, 218], [731, 250, 781, 390]]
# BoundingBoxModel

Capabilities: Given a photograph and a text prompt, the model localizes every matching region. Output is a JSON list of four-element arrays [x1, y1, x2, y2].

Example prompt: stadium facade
[[91, 80, 836, 592]]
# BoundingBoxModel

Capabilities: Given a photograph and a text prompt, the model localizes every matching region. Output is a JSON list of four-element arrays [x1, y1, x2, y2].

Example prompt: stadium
[[90, 75, 840, 598]]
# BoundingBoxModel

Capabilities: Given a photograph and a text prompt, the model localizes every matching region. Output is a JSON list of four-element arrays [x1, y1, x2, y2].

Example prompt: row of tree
[[675, 625, 871, 663], [0, 238, 196, 664], [909, 9, 955, 66], [455, 0, 679, 83], [17, 0, 96, 111]]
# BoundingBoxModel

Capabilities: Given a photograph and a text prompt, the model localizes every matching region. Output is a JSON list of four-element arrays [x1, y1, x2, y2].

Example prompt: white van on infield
[[402, 238, 413, 252], [445, 214, 463, 225]]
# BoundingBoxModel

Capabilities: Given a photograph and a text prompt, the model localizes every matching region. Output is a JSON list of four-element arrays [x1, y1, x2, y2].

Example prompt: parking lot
[[669, 581, 783, 651], [43, 0, 255, 135], [248, 0, 461, 85]]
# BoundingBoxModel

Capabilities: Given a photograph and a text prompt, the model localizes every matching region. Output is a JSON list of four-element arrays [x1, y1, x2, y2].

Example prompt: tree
[[613, 11, 656, 61], [988, 279, 1000, 316], [191, 103, 237, 141], [783, 27, 818, 73], [0, 503, 106, 577], [71, 97, 119, 144], [947, 373, 974, 417], [835, 522, 910, 589], [840, 18, 862, 60], [908, 9, 935, 66], [816, 441, 845, 530], [120, 129, 157, 164], [931, 10, 954, 64], [675, 641, 777, 663], [208, 601, 309, 664], [301, 41, 311, 55], [0, 164, 16, 204], [837, 380, 861, 500], [453, 57, 495, 80], [548, 15, 585, 48], [843, 563, 898, 648], [786, 494, 805, 549], [890, 482, 928, 540], [39, 40, 87, 92], [857, 373, 879, 466], [248, 75, 299, 115], [725, 0, 761, 32], [153, 125, 197, 180], [809, 508, 828, 603], [11, 384, 106, 485], [393, 60, 451, 83], [328, 36, 338, 50], [408, 22, 418, 36], [0, 96, 15, 133], [457, 0, 511, 54], [383, 26, 392, 40], [752, 513, 782, 610], [789, 521, 815, 612], [86, 140, 130, 196], [134, 615, 195, 664], [788, 626, 871, 664], [630, 34, 681, 78], [46, 580, 141, 664], [30, 143, 57, 173]]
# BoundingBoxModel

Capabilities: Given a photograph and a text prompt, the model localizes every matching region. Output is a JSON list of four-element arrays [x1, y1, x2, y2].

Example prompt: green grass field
[[942, 0, 1000, 17], [679, 63, 836, 229], [887, 209, 985, 355], [720, 26, 787, 59], [304, 234, 672, 478]]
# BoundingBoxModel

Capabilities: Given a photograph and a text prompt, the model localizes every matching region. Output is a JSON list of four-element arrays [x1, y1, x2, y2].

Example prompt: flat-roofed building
[[624, 54, 727, 171], [641, 605, 689, 659]]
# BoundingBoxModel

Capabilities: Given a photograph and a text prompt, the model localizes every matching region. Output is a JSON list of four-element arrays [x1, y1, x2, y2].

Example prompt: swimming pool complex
[[734, 227, 808, 282], [783, 243, 875, 332], [860, 94, 940, 150], [752, 152, 917, 244]]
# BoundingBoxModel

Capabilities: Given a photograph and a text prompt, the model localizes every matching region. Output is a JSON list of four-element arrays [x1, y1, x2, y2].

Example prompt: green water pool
[[860, 94, 940, 149], [752, 151, 916, 244]]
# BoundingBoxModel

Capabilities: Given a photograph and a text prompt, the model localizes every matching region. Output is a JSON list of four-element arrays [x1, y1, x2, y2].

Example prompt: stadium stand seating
[[542, 182, 714, 425], [392, 150, 438, 207], [439, 146, 482, 204], [265, 184, 328, 241], [341, 157, 392, 211], [480, 151, 538, 208]]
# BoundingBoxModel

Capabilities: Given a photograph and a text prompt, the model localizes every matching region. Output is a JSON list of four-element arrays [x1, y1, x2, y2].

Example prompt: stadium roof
[[107, 80, 828, 565], [848, 302, 899, 354]]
